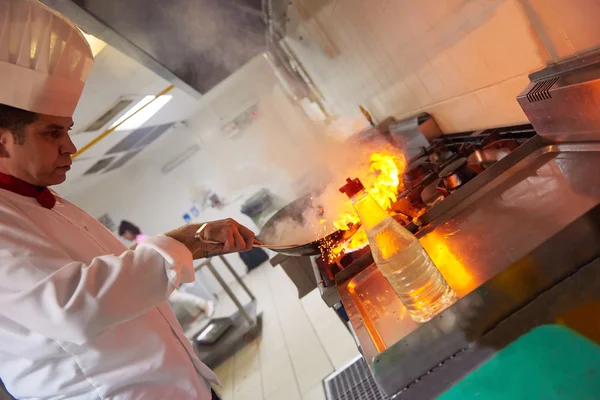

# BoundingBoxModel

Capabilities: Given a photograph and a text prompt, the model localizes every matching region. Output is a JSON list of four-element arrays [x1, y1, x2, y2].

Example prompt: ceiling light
[[110, 95, 173, 131], [80, 30, 107, 57]]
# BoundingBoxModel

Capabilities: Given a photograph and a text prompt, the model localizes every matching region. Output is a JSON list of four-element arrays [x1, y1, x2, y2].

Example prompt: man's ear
[[0, 129, 12, 158]]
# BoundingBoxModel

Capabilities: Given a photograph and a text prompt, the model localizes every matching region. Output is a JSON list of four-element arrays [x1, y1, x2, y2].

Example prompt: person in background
[[0, 1, 256, 399], [118, 219, 149, 243], [119, 220, 216, 318]]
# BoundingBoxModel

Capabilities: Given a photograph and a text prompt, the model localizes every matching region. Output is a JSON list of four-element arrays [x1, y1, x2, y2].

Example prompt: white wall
[[285, 0, 600, 133]]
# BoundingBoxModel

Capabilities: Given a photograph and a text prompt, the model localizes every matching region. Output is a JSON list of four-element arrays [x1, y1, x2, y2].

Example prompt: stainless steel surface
[[338, 141, 600, 394], [254, 242, 306, 250], [324, 355, 388, 400], [193, 301, 262, 368], [529, 49, 600, 81], [518, 49, 600, 142], [467, 147, 509, 169], [201, 237, 300, 250], [311, 256, 341, 307], [43, 0, 266, 94], [388, 113, 442, 159], [257, 239, 329, 256], [194, 318, 232, 345], [414, 135, 546, 228], [375, 198, 600, 397], [41, 0, 200, 98], [439, 157, 476, 192], [388, 254, 600, 399]]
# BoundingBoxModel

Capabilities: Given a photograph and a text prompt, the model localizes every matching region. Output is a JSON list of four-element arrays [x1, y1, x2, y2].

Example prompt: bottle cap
[[339, 178, 364, 198]]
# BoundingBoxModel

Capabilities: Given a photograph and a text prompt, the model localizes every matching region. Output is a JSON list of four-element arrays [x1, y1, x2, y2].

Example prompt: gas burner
[[437, 157, 479, 195], [403, 158, 431, 189], [428, 148, 453, 164], [467, 138, 520, 169]]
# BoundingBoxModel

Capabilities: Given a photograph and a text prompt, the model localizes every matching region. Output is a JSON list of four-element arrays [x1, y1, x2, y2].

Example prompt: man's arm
[[0, 208, 195, 345], [0, 209, 256, 345]]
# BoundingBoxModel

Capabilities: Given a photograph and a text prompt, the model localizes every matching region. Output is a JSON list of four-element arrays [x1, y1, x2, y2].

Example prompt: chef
[[0, 1, 255, 399]]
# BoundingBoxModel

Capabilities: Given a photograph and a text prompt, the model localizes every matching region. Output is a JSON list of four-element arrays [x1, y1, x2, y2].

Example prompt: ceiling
[[80, 123, 175, 176], [58, 40, 203, 194], [46, 0, 291, 197]]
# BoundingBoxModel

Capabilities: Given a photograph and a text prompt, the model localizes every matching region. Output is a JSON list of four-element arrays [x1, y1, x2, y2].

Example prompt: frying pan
[[256, 196, 343, 256]]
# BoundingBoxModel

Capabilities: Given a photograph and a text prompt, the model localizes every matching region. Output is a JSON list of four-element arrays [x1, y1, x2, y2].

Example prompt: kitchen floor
[[199, 263, 359, 400]]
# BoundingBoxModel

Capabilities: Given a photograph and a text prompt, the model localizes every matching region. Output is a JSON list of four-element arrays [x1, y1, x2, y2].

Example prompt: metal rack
[[193, 255, 262, 368]]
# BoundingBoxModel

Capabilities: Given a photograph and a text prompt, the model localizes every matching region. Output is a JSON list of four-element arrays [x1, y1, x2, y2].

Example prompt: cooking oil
[[340, 178, 457, 323]]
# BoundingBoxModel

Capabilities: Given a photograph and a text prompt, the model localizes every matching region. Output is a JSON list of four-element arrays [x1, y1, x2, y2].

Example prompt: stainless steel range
[[313, 122, 538, 286], [315, 51, 600, 399]]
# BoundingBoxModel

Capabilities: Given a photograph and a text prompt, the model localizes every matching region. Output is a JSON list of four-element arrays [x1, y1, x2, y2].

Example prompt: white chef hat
[[0, 0, 94, 117]]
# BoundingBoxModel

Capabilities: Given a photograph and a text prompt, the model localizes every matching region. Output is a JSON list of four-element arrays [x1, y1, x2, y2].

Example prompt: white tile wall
[[286, 0, 600, 133], [521, 0, 600, 61]]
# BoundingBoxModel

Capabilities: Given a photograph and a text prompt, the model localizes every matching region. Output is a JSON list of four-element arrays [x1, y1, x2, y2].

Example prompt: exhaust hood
[[42, 0, 268, 95]]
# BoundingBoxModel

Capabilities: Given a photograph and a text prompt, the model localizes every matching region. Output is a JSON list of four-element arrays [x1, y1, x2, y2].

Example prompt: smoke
[[180, 55, 405, 246], [189, 95, 404, 246], [258, 134, 404, 246]]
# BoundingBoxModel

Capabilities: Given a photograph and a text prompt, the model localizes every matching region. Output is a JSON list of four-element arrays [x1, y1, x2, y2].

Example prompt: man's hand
[[165, 219, 257, 259]]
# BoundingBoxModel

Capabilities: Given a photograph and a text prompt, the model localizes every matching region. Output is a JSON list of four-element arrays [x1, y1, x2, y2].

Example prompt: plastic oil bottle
[[340, 178, 457, 323]]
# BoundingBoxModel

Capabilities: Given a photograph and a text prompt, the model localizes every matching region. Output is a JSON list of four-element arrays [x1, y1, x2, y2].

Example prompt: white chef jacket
[[0, 189, 219, 399]]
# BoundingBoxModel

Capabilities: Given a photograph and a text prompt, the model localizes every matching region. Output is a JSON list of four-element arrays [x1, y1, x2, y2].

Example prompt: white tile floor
[[199, 263, 359, 400]]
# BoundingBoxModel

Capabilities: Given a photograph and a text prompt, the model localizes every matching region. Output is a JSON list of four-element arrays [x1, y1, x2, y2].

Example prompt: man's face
[[0, 114, 76, 186]]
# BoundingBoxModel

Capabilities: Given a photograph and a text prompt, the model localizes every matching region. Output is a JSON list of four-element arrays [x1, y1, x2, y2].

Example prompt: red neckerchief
[[0, 172, 56, 209]]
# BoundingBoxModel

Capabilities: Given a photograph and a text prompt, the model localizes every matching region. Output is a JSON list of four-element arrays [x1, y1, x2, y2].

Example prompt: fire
[[333, 212, 360, 231], [368, 153, 404, 210], [326, 151, 406, 261], [420, 231, 474, 297]]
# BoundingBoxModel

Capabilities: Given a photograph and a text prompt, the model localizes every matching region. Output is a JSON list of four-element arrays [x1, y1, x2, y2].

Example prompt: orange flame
[[420, 231, 474, 297], [326, 151, 406, 260], [368, 153, 404, 210]]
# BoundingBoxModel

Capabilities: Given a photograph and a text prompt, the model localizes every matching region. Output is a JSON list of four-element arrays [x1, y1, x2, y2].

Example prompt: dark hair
[[0, 104, 38, 144], [119, 220, 142, 236]]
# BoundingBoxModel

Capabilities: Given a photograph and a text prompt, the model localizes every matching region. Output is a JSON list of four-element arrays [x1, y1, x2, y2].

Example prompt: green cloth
[[439, 325, 600, 400]]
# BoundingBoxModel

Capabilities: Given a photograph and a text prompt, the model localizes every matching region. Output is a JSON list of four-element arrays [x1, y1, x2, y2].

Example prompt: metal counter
[[337, 140, 600, 397]]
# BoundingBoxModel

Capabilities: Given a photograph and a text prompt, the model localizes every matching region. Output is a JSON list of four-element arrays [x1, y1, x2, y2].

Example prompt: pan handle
[[201, 238, 297, 250]]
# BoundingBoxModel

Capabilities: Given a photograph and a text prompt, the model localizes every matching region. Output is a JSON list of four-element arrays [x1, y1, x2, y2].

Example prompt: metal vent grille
[[105, 126, 154, 154], [84, 156, 116, 175], [81, 99, 135, 133], [324, 356, 388, 400], [135, 123, 173, 148], [81, 123, 176, 176], [526, 77, 559, 102], [103, 150, 142, 173]]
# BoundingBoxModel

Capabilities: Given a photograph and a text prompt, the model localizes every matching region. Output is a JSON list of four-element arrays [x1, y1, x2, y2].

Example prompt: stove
[[314, 50, 600, 400], [397, 124, 536, 222], [314, 123, 537, 279]]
